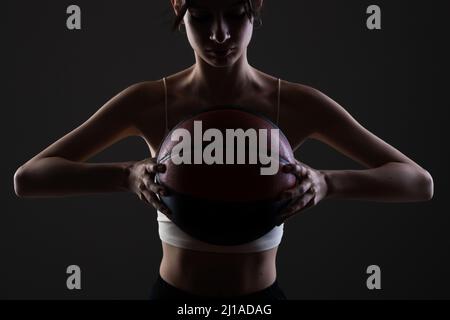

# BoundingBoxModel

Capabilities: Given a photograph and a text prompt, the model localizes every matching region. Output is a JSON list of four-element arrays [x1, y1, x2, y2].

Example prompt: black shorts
[[149, 274, 287, 301]]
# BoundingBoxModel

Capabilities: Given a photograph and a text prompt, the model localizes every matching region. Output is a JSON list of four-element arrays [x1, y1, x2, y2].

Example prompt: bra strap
[[162, 77, 169, 134]]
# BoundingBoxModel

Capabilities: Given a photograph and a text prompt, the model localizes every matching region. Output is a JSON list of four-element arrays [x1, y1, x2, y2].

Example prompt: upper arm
[[21, 82, 151, 167], [304, 86, 423, 169]]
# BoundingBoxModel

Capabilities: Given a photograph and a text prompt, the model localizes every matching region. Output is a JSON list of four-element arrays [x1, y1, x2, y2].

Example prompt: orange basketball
[[155, 106, 297, 245]]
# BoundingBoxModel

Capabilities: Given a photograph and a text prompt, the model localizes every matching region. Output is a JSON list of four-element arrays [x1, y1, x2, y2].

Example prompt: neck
[[187, 49, 259, 105]]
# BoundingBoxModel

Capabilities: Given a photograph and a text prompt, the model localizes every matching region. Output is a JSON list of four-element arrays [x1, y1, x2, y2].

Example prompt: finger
[[282, 162, 307, 179], [297, 160, 311, 169], [145, 165, 170, 195], [145, 162, 166, 174], [142, 175, 169, 196], [140, 190, 171, 216], [287, 190, 315, 214], [289, 191, 315, 214], [279, 179, 313, 200], [294, 163, 309, 179], [276, 191, 316, 225]]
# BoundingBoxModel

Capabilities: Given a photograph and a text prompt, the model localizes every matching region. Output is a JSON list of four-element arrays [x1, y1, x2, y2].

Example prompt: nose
[[209, 15, 231, 43]]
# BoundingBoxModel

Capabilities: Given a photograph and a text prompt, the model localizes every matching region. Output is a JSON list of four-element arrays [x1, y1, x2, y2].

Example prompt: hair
[[171, 0, 263, 32]]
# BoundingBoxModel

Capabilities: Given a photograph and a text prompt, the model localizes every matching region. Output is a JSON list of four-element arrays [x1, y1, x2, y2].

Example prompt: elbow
[[417, 169, 434, 201], [14, 166, 30, 198]]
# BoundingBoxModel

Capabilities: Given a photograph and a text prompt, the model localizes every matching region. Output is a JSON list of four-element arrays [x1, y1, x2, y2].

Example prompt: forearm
[[14, 157, 134, 198], [323, 162, 434, 202]]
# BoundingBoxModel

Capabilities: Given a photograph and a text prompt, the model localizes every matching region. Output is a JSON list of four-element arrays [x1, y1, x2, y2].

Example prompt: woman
[[13, 0, 434, 300]]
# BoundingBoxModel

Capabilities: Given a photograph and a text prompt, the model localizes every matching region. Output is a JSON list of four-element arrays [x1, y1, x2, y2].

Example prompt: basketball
[[155, 106, 297, 245]]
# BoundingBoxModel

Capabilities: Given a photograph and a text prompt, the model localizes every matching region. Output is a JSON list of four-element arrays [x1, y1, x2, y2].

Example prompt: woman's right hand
[[125, 157, 171, 218]]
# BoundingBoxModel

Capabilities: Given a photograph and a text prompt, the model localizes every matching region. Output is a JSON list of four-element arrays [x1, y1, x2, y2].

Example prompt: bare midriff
[[159, 241, 278, 297]]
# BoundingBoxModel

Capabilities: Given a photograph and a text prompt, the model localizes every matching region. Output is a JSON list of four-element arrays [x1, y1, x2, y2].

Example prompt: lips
[[206, 47, 235, 57]]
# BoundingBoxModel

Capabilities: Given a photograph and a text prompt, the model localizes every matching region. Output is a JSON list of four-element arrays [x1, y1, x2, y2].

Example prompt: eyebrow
[[190, 0, 246, 10]]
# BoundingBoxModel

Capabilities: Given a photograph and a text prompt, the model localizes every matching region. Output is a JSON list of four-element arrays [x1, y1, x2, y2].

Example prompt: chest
[[136, 92, 313, 157]]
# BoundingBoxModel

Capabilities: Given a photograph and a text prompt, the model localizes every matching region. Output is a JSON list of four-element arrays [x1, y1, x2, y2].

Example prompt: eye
[[189, 9, 210, 21], [227, 8, 246, 19]]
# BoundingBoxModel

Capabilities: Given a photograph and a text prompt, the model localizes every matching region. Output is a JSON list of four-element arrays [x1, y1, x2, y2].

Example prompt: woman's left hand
[[275, 159, 329, 226]]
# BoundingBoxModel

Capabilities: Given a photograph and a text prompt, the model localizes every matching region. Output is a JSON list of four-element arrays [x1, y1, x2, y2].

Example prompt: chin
[[210, 61, 235, 68], [204, 53, 239, 68]]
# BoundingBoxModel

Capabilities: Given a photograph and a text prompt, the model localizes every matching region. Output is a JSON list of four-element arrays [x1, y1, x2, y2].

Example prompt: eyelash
[[190, 13, 209, 21], [229, 11, 246, 19]]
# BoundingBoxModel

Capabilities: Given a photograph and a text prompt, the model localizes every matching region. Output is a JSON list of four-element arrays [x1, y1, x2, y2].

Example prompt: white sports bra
[[157, 76, 284, 253], [157, 211, 284, 253]]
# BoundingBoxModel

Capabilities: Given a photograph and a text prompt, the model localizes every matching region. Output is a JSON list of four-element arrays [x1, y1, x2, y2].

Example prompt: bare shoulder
[[112, 79, 166, 133], [277, 79, 334, 149], [118, 80, 164, 114], [280, 79, 330, 109], [279, 79, 348, 136]]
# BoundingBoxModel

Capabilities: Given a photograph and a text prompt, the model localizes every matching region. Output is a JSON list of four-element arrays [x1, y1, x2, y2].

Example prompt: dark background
[[3, 0, 449, 299]]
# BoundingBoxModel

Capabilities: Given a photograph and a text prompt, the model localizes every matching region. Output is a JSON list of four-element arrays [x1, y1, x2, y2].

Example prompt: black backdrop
[[3, 0, 449, 299]]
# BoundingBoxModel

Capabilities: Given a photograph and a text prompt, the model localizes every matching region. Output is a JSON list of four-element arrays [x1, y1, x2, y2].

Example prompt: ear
[[253, 0, 263, 12], [170, 0, 184, 17]]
